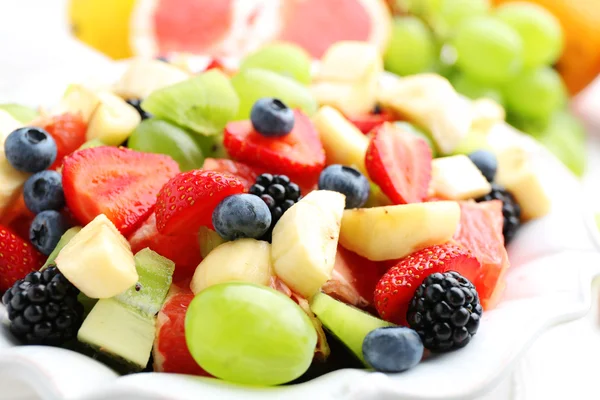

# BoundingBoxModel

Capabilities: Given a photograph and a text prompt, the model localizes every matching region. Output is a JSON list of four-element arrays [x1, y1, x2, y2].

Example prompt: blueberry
[[362, 327, 424, 373], [468, 150, 497, 182], [318, 165, 370, 209], [4, 127, 57, 173], [23, 170, 65, 214], [126, 98, 152, 120], [29, 210, 69, 256], [250, 98, 295, 137], [212, 194, 272, 241]]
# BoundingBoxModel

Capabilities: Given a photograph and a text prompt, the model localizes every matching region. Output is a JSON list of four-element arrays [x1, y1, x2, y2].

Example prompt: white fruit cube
[[312, 106, 369, 173], [56, 214, 138, 298], [113, 59, 190, 99], [86, 92, 141, 146], [316, 41, 382, 84], [429, 155, 492, 200]]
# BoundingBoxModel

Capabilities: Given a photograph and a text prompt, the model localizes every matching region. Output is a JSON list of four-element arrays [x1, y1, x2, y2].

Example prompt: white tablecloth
[[1, 1, 600, 399]]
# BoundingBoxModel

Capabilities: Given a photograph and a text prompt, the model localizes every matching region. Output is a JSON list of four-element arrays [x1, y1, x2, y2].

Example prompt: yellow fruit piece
[[339, 201, 460, 261], [69, 0, 136, 60], [54, 85, 102, 124], [113, 59, 190, 99], [430, 155, 492, 200], [86, 92, 142, 146], [0, 111, 28, 218], [312, 106, 369, 174]]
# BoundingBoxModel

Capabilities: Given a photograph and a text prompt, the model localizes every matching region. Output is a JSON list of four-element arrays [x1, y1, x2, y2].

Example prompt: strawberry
[[128, 213, 202, 283], [365, 123, 432, 204], [0, 194, 35, 241], [223, 110, 326, 189], [374, 243, 481, 325], [155, 170, 244, 235], [346, 110, 396, 134], [0, 225, 44, 292], [62, 147, 180, 236], [42, 113, 87, 170], [202, 158, 262, 191]]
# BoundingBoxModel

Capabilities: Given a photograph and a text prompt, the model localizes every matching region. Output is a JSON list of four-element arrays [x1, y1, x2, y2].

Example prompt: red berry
[[202, 158, 262, 191], [42, 113, 87, 170], [365, 123, 432, 204], [374, 244, 481, 325], [0, 225, 44, 292], [155, 170, 244, 235], [345, 110, 396, 134]]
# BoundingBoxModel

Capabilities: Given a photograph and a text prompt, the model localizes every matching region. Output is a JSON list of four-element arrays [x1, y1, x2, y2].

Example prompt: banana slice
[[271, 190, 345, 298]]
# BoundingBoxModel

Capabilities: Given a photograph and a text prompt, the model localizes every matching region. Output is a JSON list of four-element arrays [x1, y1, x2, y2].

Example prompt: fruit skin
[[453, 200, 510, 310], [365, 122, 432, 204], [240, 42, 312, 85], [153, 282, 211, 376], [224, 110, 326, 188], [476, 184, 521, 244], [128, 213, 202, 283], [468, 150, 497, 183], [407, 271, 483, 352], [62, 147, 180, 235], [250, 98, 295, 137], [374, 244, 481, 325], [155, 170, 245, 236], [42, 113, 87, 170], [4, 127, 57, 173], [2, 266, 83, 345], [271, 190, 345, 298], [0, 224, 44, 292], [29, 210, 69, 256], [362, 326, 423, 372], [340, 201, 460, 262], [212, 194, 272, 241], [318, 165, 370, 209], [202, 158, 262, 191], [23, 171, 65, 215]]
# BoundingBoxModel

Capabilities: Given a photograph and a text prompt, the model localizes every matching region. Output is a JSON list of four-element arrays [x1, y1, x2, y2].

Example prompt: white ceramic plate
[[1, 68, 600, 400]]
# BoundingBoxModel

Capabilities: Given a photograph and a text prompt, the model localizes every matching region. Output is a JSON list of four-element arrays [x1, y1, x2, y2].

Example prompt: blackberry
[[125, 98, 152, 120], [249, 173, 302, 240], [407, 271, 482, 353], [2, 267, 84, 346], [476, 184, 521, 244]]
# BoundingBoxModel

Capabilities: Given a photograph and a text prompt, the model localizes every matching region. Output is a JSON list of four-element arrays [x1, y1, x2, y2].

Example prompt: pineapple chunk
[[429, 155, 492, 200], [312, 106, 369, 173], [54, 85, 101, 123], [86, 92, 141, 146], [339, 202, 460, 261], [271, 190, 345, 298], [55, 214, 138, 298], [191, 239, 273, 294], [311, 82, 377, 117], [496, 147, 550, 220], [113, 59, 190, 99], [0, 110, 28, 217]]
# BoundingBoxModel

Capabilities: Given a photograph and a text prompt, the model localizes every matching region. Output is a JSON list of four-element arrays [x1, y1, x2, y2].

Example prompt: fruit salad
[[0, 40, 551, 386]]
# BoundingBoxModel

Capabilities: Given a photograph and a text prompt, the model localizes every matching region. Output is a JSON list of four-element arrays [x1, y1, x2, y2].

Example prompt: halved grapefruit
[[130, 0, 391, 59]]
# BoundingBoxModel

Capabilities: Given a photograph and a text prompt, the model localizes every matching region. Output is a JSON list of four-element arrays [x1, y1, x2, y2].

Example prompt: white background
[[1, 1, 600, 399]]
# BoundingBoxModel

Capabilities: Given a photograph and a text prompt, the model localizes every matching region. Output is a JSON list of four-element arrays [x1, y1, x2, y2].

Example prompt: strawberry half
[[62, 147, 180, 236], [42, 113, 87, 170], [224, 110, 325, 188], [374, 243, 480, 325], [0, 225, 44, 292], [155, 170, 244, 235], [202, 158, 262, 191], [365, 123, 432, 204]]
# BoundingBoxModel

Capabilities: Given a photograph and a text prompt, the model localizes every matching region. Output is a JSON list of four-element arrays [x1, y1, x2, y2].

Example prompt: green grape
[[0, 103, 38, 123], [394, 0, 443, 20], [384, 16, 437, 76], [435, 0, 490, 36], [451, 73, 504, 105], [538, 110, 586, 177], [496, 2, 563, 68], [394, 121, 438, 157], [185, 282, 317, 386], [231, 68, 318, 120], [452, 16, 523, 84], [504, 67, 566, 122], [142, 69, 239, 136], [128, 119, 204, 172], [240, 42, 312, 84]]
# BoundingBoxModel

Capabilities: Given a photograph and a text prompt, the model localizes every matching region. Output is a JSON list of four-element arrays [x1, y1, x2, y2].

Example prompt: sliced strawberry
[[224, 110, 326, 188], [155, 170, 244, 235], [128, 213, 202, 282], [42, 113, 87, 170], [62, 147, 180, 236], [365, 122, 432, 204], [0, 194, 35, 241], [346, 110, 396, 134], [202, 158, 262, 191], [0, 225, 45, 292], [374, 243, 480, 325]]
